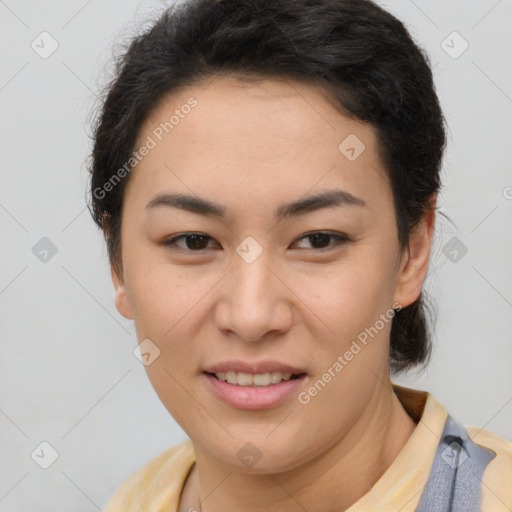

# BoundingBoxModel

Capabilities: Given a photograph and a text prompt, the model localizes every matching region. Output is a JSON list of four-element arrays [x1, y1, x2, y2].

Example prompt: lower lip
[[203, 373, 307, 410]]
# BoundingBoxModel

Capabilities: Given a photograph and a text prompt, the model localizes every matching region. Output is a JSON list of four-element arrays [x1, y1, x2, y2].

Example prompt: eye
[[161, 233, 218, 253], [293, 231, 350, 251], [161, 231, 350, 254]]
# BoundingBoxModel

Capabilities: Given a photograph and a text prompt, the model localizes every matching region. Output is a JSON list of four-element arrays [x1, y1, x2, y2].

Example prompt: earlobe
[[111, 264, 134, 320], [393, 197, 437, 308]]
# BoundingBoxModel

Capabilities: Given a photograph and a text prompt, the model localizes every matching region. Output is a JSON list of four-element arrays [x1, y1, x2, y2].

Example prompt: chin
[[204, 433, 311, 475]]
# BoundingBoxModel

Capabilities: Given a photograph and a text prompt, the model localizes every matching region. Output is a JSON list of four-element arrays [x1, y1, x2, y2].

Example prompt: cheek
[[123, 254, 218, 378], [302, 251, 397, 339], [123, 246, 191, 331], [125, 262, 208, 423]]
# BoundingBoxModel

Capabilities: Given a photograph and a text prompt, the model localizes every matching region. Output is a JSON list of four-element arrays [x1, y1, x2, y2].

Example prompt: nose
[[214, 247, 293, 342]]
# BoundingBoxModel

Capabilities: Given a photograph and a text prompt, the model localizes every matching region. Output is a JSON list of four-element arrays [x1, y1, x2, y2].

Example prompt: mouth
[[205, 371, 306, 387], [202, 367, 308, 410]]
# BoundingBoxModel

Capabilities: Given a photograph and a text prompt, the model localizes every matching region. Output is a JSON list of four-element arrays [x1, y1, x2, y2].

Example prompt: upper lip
[[204, 360, 307, 375]]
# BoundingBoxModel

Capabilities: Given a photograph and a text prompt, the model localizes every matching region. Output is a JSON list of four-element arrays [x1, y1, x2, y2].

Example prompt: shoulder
[[466, 425, 512, 512], [103, 439, 196, 512]]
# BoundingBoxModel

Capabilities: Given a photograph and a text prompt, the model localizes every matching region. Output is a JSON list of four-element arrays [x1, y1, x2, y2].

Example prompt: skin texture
[[111, 75, 435, 511]]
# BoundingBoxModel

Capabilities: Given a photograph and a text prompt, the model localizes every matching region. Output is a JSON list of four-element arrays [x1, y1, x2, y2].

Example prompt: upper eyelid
[[166, 231, 347, 241]]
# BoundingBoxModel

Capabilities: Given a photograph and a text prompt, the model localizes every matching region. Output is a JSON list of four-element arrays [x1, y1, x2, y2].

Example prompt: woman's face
[[112, 75, 429, 472]]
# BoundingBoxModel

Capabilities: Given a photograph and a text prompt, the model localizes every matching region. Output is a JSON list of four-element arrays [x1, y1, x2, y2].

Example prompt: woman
[[88, 0, 512, 510]]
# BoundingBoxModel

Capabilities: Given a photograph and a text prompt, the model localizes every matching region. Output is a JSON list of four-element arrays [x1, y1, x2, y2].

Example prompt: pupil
[[310, 234, 330, 249], [187, 234, 207, 250]]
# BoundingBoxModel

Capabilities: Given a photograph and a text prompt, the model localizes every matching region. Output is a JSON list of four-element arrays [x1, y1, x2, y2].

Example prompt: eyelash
[[161, 231, 350, 254]]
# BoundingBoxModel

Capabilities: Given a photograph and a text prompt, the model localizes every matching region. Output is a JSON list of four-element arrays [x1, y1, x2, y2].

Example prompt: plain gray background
[[1, 0, 511, 510]]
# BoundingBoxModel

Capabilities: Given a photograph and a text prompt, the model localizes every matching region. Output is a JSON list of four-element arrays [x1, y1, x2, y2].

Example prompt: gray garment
[[415, 415, 496, 512]]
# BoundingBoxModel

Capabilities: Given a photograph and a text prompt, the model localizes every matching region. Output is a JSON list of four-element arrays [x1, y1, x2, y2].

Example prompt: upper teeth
[[215, 371, 294, 386]]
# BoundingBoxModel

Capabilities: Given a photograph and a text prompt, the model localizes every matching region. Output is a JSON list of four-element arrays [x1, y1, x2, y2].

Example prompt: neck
[[180, 382, 417, 512]]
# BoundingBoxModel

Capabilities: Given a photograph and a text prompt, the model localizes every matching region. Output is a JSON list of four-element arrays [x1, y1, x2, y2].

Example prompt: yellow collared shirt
[[103, 385, 512, 511]]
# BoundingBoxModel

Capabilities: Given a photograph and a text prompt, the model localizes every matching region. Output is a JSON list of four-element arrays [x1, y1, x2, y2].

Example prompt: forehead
[[127, 75, 389, 213], [137, 74, 375, 149]]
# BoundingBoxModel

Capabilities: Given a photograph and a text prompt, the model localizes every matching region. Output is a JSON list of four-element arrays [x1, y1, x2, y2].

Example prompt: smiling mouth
[[206, 371, 306, 387]]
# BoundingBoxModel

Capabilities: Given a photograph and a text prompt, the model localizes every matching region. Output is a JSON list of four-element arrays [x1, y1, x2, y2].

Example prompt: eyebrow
[[145, 189, 366, 220]]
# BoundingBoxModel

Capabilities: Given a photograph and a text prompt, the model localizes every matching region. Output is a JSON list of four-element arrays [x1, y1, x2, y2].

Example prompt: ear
[[393, 195, 436, 308], [111, 264, 134, 320]]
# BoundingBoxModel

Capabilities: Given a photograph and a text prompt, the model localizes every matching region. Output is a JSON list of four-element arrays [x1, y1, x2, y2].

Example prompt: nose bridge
[[231, 238, 275, 309], [216, 238, 291, 340]]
